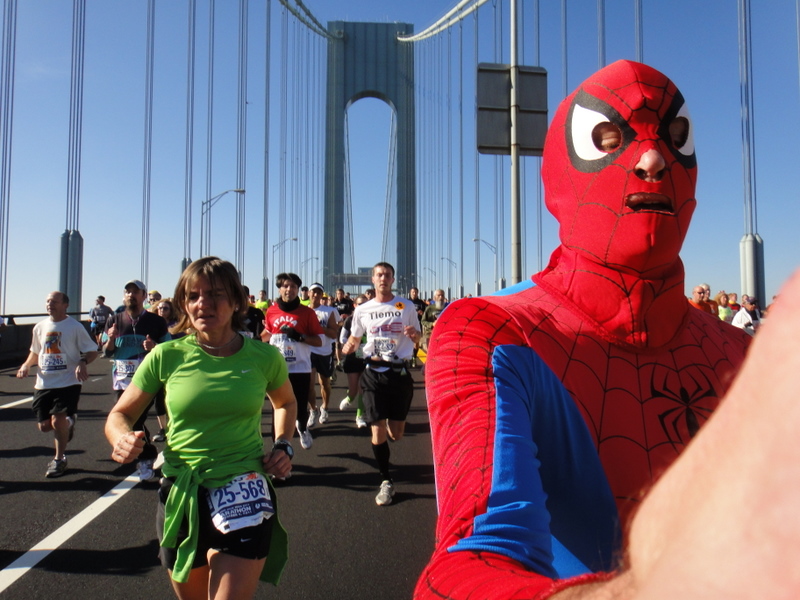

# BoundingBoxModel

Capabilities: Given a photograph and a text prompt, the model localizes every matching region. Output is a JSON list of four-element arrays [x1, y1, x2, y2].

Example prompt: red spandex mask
[[542, 60, 697, 278]]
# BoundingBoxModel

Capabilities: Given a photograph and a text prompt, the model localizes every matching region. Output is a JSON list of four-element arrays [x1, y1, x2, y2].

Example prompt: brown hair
[[173, 257, 248, 333]]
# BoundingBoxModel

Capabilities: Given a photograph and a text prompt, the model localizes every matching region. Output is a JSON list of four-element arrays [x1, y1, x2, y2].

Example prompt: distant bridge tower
[[323, 21, 416, 291]]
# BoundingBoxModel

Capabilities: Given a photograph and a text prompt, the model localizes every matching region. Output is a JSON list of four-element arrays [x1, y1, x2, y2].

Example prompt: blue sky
[[2, 0, 799, 318]]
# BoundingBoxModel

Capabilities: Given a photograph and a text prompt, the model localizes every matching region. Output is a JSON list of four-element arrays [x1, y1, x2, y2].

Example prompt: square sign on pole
[[477, 63, 548, 156]]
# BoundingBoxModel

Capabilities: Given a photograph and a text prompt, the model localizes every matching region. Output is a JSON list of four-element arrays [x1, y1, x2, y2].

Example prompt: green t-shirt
[[133, 334, 289, 584]]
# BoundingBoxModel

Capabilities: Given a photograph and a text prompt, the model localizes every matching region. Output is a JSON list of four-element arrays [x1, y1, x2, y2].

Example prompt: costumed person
[[414, 60, 752, 599], [106, 257, 296, 599]]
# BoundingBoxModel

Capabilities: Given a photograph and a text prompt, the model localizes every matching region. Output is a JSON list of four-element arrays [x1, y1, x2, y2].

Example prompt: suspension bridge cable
[[634, 0, 644, 62], [278, 4, 288, 275], [398, 0, 492, 43], [203, 0, 215, 257], [381, 111, 397, 261], [67, 0, 86, 232], [275, 0, 332, 39], [141, 0, 154, 281], [458, 13, 464, 297], [236, 0, 248, 275], [473, 8, 481, 292], [343, 110, 354, 272], [183, 0, 196, 265], [0, 0, 17, 311], [262, 0, 271, 285]]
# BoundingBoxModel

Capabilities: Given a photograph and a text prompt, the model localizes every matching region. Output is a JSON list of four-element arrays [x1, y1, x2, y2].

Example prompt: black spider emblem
[[650, 367, 718, 448]]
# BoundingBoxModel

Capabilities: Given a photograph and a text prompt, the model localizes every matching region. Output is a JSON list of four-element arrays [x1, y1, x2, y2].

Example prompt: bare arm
[[262, 378, 297, 478], [105, 383, 156, 463], [75, 350, 99, 382], [16, 351, 38, 378], [341, 334, 361, 355]]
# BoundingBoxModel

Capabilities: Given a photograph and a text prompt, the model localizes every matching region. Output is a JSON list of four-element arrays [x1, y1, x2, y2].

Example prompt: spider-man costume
[[415, 61, 752, 599]]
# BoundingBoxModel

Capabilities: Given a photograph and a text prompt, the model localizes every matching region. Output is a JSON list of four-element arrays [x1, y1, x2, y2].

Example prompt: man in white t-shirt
[[17, 291, 98, 478], [307, 283, 342, 427], [342, 262, 421, 506]]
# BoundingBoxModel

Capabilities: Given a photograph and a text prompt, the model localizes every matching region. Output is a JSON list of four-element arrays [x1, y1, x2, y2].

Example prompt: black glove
[[281, 325, 305, 342]]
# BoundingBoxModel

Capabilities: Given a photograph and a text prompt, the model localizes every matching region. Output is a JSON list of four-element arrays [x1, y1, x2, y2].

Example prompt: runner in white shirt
[[307, 283, 342, 427], [342, 262, 421, 506]]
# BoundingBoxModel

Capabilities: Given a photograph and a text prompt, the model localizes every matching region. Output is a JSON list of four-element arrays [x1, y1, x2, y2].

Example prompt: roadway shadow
[[35, 538, 162, 575]]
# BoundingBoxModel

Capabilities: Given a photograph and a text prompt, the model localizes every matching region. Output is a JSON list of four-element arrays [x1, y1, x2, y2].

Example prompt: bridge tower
[[324, 21, 416, 292]]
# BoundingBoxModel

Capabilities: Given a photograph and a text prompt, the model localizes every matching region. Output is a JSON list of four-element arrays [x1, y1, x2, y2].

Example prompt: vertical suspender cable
[[534, 0, 543, 271], [634, 0, 643, 63], [473, 9, 481, 293], [278, 5, 287, 275], [0, 0, 17, 311], [597, 0, 605, 69], [67, 0, 86, 232], [458, 12, 464, 298], [203, 0, 215, 257], [446, 27, 453, 294], [262, 0, 271, 288], [141, 0, 154, 281], [235, 0, 247, 275], [182, 0, 196, 269], [561, 0, 568, 97]]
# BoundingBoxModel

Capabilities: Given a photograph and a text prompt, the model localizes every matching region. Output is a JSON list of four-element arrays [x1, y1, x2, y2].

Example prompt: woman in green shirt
[[106, 257, 297, 600]]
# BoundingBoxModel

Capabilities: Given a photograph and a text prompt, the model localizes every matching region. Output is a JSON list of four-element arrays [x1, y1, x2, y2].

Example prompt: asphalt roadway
[[0, 360, 437, 599]]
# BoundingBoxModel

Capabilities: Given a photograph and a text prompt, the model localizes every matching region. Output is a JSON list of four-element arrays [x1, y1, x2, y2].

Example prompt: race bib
[[272, 333, 297, 363], [114, 358, 140, 378], [373, 336, 398, 361], [41, 353, 67, 372], [206, 472, 274, 534]]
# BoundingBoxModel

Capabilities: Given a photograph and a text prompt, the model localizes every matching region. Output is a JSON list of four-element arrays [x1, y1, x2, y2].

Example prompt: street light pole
[[271, 237, 297, 293], [300, 256, 319, 283], [441, 257, 458, 300], [200, 188, 245, 256], [473, 238, 498, 293]]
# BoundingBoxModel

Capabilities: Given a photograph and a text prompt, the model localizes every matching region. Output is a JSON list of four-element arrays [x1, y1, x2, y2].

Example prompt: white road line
[[0, 396, 33, 409], [0, 474, 140, 593]]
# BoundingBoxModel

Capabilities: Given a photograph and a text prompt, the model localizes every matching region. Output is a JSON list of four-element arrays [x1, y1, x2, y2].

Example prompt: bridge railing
[[0, 312, 92, 368]]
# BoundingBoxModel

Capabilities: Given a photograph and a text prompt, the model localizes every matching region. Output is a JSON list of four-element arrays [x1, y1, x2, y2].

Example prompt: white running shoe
[[307, 409, 318, 429], [339, 396, 352, 411], [319, 408, 329, 424], [299, 428, 313, 450], [375, 480, 395, 506], [356, 415, 368, 428]]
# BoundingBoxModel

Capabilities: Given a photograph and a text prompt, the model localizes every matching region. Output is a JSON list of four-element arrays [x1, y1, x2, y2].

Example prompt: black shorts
[[156, 477, 274, 570], [360, 366, 414, 423], [310, 353, 334, 378], [32, 385, 81, 422], [342, 354, 366, 374]]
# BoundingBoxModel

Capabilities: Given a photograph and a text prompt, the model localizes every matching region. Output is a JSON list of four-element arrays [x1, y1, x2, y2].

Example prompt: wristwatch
[[273, 439, 294, 460]]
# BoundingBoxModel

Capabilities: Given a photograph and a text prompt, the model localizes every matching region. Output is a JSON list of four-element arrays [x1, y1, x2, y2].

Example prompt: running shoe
[[319, 408, 329, 424], [45, 457, 67, 478], [339, 396, 352, 411], [330, 370, 337, 384], [375, 480, 395, 506], [299, 428, 313, 450], [356, 415, 368, 428], [67, 415, 76, 442], [307, 409, 318, 429], [152, 428, 166, 443], [137, 458, 156, 482]]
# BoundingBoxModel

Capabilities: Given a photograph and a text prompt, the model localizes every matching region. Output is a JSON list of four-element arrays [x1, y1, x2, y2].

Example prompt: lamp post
[[300, 256, 319, 283], [473, 238, 498, 294], [200, 188, 245, 256], [271, 237, 297, 292], [424, 266, 437, 299], [441, 257, 457, 300]]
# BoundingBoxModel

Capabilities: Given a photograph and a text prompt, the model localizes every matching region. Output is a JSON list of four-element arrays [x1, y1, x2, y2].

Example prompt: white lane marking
[[0, 474, 140, 592], [0, 397, 33, 409]]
